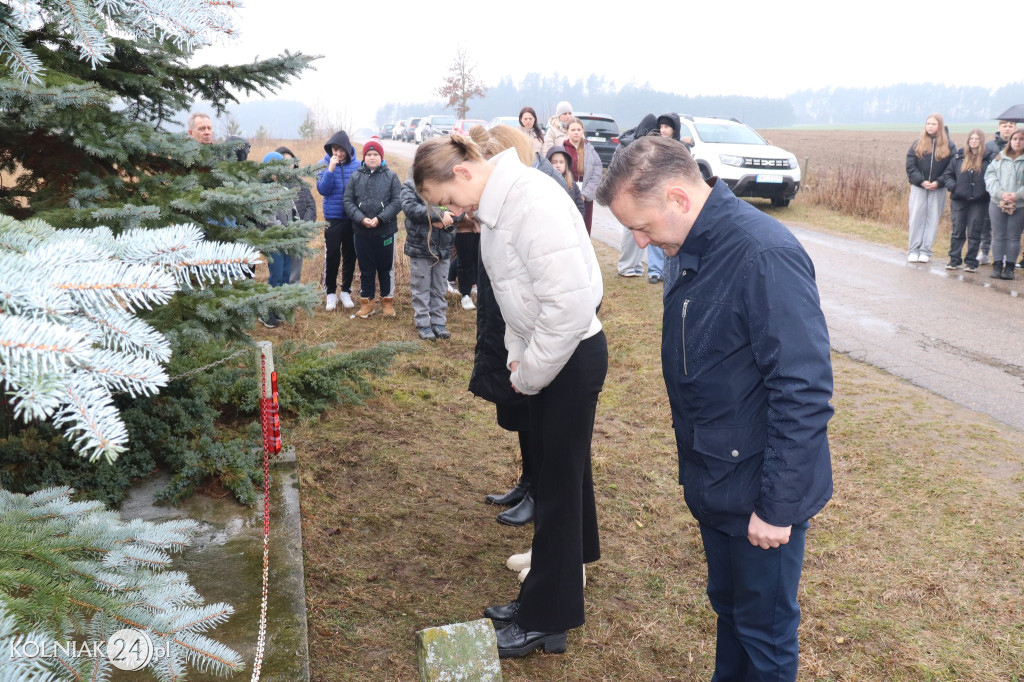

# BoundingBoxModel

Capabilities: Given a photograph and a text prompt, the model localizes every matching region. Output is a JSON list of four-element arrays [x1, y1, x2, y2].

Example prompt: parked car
[[402, 117, 422, 142], [453, 118, 488, 137], [573, 113, 620, 168], [415, 115, 456, 143], [380, 123, 395, 139], [392, 120, 406, 140], [486, 116, 521, 130], [676, 115, 800, 206]]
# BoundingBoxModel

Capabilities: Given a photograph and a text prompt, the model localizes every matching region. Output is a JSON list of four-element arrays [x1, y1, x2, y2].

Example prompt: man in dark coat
[[597, 136, 834, 682]]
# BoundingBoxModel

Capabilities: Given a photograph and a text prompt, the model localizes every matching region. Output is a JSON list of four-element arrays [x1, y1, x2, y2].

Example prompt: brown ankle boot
[[381, 296, 395, 317], [356, 297, 376, 318]]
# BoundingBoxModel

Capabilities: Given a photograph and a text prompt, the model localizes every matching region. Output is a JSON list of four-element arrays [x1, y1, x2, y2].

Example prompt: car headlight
[[719, 154, 744, 167], [788, 157, 800, 169]]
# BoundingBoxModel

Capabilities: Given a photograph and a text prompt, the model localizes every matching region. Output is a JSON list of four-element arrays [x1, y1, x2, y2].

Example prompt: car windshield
[[693, 123, 766, 145], [433, 117, 455, 126], [579, 118, 618, 136]]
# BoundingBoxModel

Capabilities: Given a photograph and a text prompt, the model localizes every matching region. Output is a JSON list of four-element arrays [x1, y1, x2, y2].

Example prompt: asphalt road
[[378, 137, 1024, 432]]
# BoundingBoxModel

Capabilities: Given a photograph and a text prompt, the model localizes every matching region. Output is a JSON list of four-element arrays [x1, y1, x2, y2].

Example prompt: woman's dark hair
[[519, 106, 544, 142]]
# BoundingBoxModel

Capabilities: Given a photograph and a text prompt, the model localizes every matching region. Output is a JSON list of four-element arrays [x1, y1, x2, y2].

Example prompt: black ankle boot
[[1002, 261, 1016, 280], [483, 599, 519, 623], [991, 262, 1004, 278], [495, 621, 567, 658], [485, 481, 528, 507], [496, 492, 534, 526]]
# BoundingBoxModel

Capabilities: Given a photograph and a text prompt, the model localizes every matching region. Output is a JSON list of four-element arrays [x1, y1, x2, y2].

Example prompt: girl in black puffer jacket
[[941, 128, 994, 271], [906, 114, 957, 263]]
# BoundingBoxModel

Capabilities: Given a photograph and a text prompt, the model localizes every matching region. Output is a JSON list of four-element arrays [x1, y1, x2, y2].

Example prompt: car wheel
[[770, 197, 791, 207], [698, 164, 712, 181]]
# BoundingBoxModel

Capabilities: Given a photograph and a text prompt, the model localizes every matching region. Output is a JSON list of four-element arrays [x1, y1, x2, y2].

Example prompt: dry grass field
[[237, 139, 1024, 680]]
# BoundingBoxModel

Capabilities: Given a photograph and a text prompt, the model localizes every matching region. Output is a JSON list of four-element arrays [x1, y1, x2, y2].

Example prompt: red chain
[[252, 353, 276, 681]]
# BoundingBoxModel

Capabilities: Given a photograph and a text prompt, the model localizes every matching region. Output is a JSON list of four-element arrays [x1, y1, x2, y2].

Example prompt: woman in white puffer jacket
[[413, 135, 607, 660]]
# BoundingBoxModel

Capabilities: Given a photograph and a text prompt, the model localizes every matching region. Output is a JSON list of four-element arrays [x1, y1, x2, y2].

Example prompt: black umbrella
[[994, 104, 1024, 122]]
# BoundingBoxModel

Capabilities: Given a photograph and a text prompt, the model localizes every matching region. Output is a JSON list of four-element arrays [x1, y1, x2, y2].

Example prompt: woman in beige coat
[[541, 100, 573, 155]]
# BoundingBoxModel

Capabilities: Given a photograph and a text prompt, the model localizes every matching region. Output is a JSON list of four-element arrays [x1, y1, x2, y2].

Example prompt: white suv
[[676, 116, 800, 207]]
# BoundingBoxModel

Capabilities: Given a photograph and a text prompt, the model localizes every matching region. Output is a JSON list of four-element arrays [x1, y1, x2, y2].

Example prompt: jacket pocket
[[692, 422, 766, 520]]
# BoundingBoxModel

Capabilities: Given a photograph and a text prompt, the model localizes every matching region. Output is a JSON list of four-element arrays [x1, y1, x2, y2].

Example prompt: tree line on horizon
[[373, 75, 1024, 131]]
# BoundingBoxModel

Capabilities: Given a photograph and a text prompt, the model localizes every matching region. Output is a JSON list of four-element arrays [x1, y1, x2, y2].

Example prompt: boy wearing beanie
[[343, 137, 403, 318]]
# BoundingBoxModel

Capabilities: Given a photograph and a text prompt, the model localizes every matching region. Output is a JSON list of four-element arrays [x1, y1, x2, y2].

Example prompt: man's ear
[[665, 184, 692, 214]]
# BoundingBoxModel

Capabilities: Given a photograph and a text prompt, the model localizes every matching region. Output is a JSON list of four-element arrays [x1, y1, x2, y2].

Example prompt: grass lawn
[[250, 146, 1024, 680]]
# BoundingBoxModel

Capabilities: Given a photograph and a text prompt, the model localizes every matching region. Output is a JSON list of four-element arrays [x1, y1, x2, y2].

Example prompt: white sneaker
[[325, 293, 338, 311], [918, 255, 930, 263], [907, 253, 918, 263], [506, 549, 531, 572], [340, 291, 355, 309], [446, 281, 459, 295], [461, 294, 476, 310]]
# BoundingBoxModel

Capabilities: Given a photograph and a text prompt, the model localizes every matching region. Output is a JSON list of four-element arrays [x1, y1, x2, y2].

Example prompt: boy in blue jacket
[[316, 130, 361, 311]]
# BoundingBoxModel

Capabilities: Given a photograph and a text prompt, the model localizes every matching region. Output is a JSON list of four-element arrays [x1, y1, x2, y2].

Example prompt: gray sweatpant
[[408, 256, 450, 328], [988, 202, 1024, 265], [907, 185, 946, 257], [618, 229, 644, 275]]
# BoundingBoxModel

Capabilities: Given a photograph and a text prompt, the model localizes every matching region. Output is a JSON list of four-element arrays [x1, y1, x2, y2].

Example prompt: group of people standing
[[906, 114, 1024, 279], [408, 110, 835, 682]]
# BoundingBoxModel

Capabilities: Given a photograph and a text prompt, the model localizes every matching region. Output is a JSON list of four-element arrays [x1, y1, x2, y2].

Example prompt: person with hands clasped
[[562, 117, 603, 234], [905, 114, 956, 263], [984, 129, 1024, 280], [414, 134, 606, 660], [343, 137, 403, 318], [599, 136, 833, 681], [400, 173, 457, 340]]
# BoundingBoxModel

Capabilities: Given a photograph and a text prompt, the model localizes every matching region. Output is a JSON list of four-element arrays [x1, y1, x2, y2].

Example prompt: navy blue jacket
[[662, 179, 834, 536], [316, 131, 360, 220]]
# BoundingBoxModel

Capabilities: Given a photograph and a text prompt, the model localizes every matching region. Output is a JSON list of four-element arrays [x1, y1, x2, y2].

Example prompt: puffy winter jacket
[[541, 116, 568, 155], [544, 146, 585, 215], [941, 148, 994, 202], [906, 136, 957, 186], [563, 138, 603, 201], [984, 151, 1024, 208], [400, 176, 456, 260], [316, 130, 360, 220], [468, 251, 528, 409], [476, 149, 603, 395], [342, 162, 403, 236], [986, 132, 1010, 158]]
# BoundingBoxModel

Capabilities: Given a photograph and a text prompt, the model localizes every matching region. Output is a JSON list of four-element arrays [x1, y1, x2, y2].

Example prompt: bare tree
[[436, 46, 487, 119]]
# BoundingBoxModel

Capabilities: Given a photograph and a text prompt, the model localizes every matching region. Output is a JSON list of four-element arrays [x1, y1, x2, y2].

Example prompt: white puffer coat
[[476, 149, 603, 395]]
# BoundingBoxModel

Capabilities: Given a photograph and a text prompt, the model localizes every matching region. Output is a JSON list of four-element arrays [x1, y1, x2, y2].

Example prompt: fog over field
[[193, 0, 1021, 131]]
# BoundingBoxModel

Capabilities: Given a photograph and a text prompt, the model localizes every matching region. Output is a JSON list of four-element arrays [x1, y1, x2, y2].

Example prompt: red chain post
[[253, 341, 278, 682]]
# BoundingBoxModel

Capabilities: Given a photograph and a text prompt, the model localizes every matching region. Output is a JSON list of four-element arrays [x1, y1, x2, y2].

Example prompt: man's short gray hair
[[596, 136, 701, 206], [188, 111, 212, 131]]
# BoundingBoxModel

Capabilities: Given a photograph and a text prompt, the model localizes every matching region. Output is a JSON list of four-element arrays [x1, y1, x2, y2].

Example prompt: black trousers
[[949, 198, 987, 267], [454, 232, 479, 296], [495, 403, 534, 488], [325, 219, 355, 294], [516, 331, 607, 633], [353, 231, 395, 299]]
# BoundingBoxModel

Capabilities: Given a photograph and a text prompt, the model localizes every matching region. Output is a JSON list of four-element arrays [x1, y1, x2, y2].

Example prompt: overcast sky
[[193, 0, 1017, 128]]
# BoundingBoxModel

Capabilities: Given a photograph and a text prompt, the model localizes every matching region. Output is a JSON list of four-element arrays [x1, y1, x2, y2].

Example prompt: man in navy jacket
[[598, 136, 833, 681]]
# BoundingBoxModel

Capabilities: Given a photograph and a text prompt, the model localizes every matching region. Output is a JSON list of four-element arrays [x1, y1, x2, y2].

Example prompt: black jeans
[[515, 331, 607, 633], [353, 231, 395, 299], [949, 199, 987, 267], [454, 232, 480, 296], [325, 219, 355, 294]]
